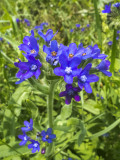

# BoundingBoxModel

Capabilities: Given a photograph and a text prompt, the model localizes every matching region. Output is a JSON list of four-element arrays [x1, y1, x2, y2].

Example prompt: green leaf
[[78, 121, 86, 146], [89, 118, 120, 139], [93, 0, 102, 48], [61, 104, 72, 120], [110, 29, 117, 72]]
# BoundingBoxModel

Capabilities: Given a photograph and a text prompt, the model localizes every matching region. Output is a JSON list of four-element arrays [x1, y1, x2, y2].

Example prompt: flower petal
[[84, 83, 92, 93], [50, 40, 58, 52], [59, 54, 68, 69], [59, 91, 67, 97], [87, 74, 99, 83], [74, 95, 81, 101], [54, 67, 65, 76], [64, 75, 73, 84], [69, 57, 81, 69]]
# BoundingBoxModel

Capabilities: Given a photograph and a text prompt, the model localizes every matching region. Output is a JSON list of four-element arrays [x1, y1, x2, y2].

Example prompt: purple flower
[[96, 60, 112, 77], [21, 119, 33, 132], [108, 41, 113, 45], [87, 24, 90, 27], [113, 2, 120, 8], [18, 33, 39, 58], [102, 4, 111, 13], [24, 19, 30, 26], [54, 54, 81, 84], [70, 29, 74, 32], [43, 40, 62, 65], [41, 128, 56, 143], [81, 28, 85, 32], [59, 84, 81, 105], [38, 29, 58, 44], [14, 56, 42, 84], [34, 22, 48, 30], [76, 24, 80, 28], [77, 63, 99, 93], [41, 148, 46, 154], [18, 132, 30, 146], [78, 43, 83, 49], [28, 140, 40, 153]]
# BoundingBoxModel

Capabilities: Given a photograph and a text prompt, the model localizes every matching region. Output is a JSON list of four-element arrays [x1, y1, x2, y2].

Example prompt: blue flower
[[14, 56, 42, 84], [102, 4, 111, 13], [117, 30, 120, 34], [113, 2, 120, 8], [54, 54, 81, 84], [86, 24, 90, 27], [16, 18, 20, 23], [28, 140, 40, 153], [70, 29, 74, 32], [81, 28, 85, 32], [38, 29, 58, 43], [62, 43, 81, 60], [24, 19, 30, 26], [116, 36, 119, 40], [0, 37, 3, 41], [18, 132, 30, 146], [76, 24, 80, 28], [77, 44, 107, 60], [43, 40, 62, 65], [108, 41, 113, 45], [59, 84, 81, 105], [41, 128, 56, 143], [77, 63, 99, 93], [96, 60, 112, 77], [18, 34, 39, 58], [21, 118, 33, 132], [34, 22, 48, 30], [78, 43, 83, 49]]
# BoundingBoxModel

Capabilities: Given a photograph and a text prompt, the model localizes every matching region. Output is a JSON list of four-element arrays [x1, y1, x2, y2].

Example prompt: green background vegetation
[[0, 0, 120, 159]]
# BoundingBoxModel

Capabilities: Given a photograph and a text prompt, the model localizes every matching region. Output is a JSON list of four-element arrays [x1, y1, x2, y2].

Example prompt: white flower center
[[80, 75, 87, 82], [65, 67, 72, 74], [24, 137, 27, 141], [31, 64, 37, 71], [27, 42, 30, 45], [33, 143, 38, 147]]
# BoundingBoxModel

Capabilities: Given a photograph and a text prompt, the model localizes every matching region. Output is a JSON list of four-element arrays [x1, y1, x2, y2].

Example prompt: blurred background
[[0, 0, 120, 160]]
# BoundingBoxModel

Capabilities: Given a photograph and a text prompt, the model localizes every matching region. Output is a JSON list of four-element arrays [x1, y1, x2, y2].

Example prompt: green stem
[[46, 80, 57, 159]]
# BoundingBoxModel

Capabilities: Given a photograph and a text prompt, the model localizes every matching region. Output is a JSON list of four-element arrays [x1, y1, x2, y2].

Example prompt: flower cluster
[[16, 18, 30, 26], [102, 2, 120, 14], [15, 23, 112, 105], [18, 119, 56, 153]]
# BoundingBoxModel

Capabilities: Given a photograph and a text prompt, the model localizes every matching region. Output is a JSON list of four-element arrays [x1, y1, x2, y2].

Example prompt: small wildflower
[[38, 29, 58, 44], [54, 53, 81, 84], [76, 24, 80, 28], [81, 28, 85, 32], [14, 56, 42, 84], [116, 36, 119, 40], [43, 40, 62, 65], [0, 37, 3, 41], [16, 18, 20, 23], [28, 140, 40, 153], [102, 4, 111, 13], [77, 63, 99, 93], [41, 148, 46, 154], [117, 30, 120, 34], [18, 132, 30, 146], [70, 29, 74, 32], [41, 128, 56, 143], [34, 22, 48, 30], [96, 60, 112, 77], [108, 41, 113, 45], [21, 118, 33, 132], [86, 24, 90, 27], [113, 2, 120, 8], [24, 19, 30, 26], [59, 84, 81, 105]]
